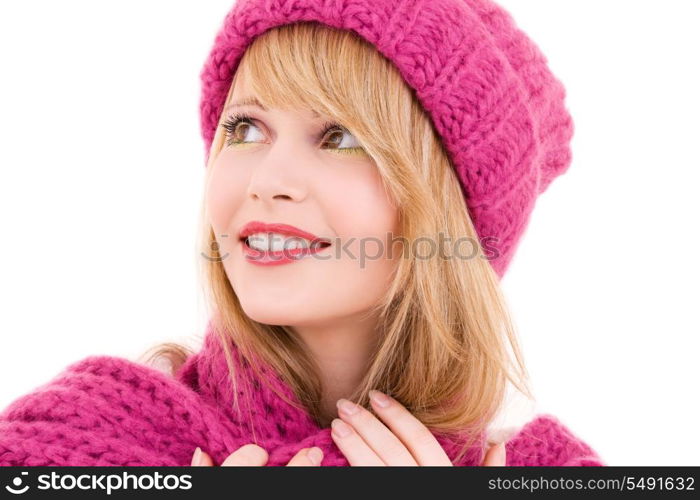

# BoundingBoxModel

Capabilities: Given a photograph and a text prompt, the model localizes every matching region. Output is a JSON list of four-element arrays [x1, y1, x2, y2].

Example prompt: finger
[[336, 398, 417, 466], [330, 418, 385, 466], [286, 447, 324, 466], [367, 390, 452, 466], [221, 444, 269, 466], [482, 442, 506, 466], [191, 447, 214, 466]]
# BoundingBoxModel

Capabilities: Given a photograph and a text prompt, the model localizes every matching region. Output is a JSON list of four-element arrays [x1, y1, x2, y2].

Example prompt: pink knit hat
[[199, 0, 574, 279]]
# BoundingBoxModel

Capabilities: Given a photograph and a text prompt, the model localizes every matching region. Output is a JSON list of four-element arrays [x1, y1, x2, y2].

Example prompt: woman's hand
[[332, 389, 508, 466], [191, 444, 323, 466]]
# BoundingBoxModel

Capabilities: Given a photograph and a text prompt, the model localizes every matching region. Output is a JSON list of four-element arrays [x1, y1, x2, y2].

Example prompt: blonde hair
[[140, 21, 534, 464]]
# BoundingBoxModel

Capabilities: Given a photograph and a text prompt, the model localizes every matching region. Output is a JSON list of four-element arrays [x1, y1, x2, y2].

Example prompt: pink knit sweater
[[0, 320, 604, 466]]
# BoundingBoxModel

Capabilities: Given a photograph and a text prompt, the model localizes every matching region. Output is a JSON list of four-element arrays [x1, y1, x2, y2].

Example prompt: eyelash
[[220, 112, 364, 155]]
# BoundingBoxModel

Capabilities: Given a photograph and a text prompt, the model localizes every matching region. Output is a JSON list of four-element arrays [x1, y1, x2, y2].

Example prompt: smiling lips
[[238, 220, 332, 266]]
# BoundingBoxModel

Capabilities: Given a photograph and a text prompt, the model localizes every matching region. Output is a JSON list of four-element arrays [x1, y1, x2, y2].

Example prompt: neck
[[291, 311, 380, 427]]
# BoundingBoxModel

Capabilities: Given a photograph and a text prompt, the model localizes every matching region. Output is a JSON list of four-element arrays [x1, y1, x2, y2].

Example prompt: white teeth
[[246, 232, 313, 251]]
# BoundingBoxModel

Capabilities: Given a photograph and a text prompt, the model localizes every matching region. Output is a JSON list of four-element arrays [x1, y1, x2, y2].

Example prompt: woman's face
[[206, 68, 400, 329]]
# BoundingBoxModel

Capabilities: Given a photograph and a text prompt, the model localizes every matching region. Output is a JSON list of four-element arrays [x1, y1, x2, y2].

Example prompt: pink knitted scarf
[[0, 320, 604, 466]]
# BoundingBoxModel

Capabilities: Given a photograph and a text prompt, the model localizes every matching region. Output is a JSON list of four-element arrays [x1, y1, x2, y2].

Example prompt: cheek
[[317, 165, 400, 294], [320, 165, 398, 242], [205, 153, 250, 232]]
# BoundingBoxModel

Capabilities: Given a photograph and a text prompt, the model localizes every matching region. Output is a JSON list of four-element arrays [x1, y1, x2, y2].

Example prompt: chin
[[238, 299, 310, 327]]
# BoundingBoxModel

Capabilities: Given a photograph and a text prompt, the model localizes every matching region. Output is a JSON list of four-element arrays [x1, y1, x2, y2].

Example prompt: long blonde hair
[[140, 21, 534, 464]]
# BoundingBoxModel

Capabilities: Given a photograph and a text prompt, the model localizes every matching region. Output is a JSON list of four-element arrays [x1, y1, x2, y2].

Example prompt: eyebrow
[[224, 96, 320, 118]]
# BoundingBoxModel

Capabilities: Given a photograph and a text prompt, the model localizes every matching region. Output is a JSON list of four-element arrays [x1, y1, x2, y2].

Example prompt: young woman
[[0, 0, 605, 467]]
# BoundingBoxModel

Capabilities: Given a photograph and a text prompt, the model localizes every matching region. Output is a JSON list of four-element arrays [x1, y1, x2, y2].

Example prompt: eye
[[221, 113, 264, 147], [220, 114, 366, 155], [318, 122, 366, 155]]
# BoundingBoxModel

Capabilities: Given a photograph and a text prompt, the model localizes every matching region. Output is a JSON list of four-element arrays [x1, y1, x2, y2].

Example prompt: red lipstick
[[238, 221, 332, 266]]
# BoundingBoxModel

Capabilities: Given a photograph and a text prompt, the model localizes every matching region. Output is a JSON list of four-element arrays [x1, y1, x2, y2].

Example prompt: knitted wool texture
[[199, 0, 575, 278], [0, 320, 604, 466], [0, 1, 589, 466]]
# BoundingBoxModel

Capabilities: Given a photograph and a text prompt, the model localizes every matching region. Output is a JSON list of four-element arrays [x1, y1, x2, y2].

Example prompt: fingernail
[[307, 447, 323, 465], [369, 390, 391, 408], [337, 398, 359, 415], [331, 418, 352, 438], [192, 446, 202, 466]]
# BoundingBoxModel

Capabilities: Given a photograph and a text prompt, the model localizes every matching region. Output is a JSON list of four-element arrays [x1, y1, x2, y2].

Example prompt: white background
[[1, 0, 698, 466]]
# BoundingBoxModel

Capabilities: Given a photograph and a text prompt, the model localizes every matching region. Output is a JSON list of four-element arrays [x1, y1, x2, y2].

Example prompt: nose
[[245, 152, 308, 205]]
